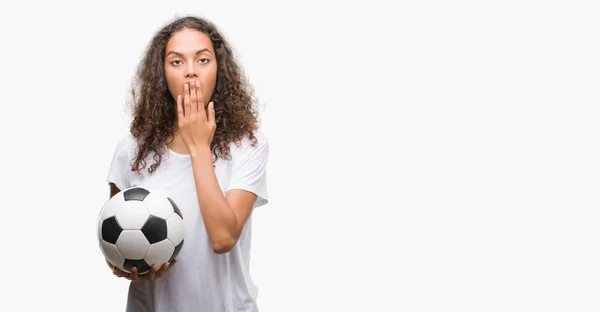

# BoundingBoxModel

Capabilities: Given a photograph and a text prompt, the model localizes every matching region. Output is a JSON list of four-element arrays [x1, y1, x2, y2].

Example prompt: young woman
[[105, 15, 269, 312]]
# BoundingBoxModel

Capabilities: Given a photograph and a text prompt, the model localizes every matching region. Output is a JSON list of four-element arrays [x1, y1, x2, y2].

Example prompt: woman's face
[[164, 28, 217, 109]]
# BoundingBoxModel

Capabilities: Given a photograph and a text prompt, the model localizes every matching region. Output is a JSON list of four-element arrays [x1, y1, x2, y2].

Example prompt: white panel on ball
[[142, 191, 175, 220], [97, 218, 102, 245], [101, 241, 125, 267], [99, 194, 126, 221], [145, 240, 175, 267], [116, 230, 151, 259], [115, 200, 150, 230], [166, 214, 184, 246]]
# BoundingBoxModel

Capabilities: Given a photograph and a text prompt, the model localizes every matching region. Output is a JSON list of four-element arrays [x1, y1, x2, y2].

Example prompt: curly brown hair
[[127, 15, 259, 174]]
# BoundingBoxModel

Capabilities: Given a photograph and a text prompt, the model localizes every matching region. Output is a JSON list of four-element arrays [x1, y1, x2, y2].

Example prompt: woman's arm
[[190, 147, 257, 254], [176, 81, 267, 254], [109, 183, 121, 197]]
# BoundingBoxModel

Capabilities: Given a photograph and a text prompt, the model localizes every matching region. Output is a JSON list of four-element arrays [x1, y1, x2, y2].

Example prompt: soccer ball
[[97, 186, 184, 275]]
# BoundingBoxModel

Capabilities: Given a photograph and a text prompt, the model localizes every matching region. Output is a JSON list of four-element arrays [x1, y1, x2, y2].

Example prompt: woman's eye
[[199, 58, 209, 64], [171, 60, 182, 65]]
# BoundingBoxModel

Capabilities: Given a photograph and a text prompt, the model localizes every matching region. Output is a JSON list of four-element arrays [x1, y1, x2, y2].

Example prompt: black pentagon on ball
[[167, 197, 183, 219], [123, 187, 150, 201], [123, 259, 151, 275], [101, 216, 122, 244], [169, 240, 184, 263], [141, 216, 168, 244]]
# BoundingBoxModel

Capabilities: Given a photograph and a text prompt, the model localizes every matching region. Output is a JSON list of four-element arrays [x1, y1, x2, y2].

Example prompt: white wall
[[0, 0, 598, 311]]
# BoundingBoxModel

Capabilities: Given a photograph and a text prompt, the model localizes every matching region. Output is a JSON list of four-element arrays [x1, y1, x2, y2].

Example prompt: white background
[[0, 0, 598, 311]]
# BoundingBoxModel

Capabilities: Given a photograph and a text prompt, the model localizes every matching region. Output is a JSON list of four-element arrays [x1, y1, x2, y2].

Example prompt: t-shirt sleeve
[[106, 135, 133, 191], [226, 134, 270, 208]]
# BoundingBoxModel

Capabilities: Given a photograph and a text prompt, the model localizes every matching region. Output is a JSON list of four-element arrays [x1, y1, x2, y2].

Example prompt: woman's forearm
[[189, 146, 238, 253]]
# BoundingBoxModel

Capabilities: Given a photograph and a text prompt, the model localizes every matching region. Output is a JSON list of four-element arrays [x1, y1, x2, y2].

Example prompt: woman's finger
[[189, 81, 198, 119], [207, 102, 215, 126], [113, 266, 129, 279], [130, 266, 140, 283], [195, 81, 206, 120], [147, 265, 158, 281], [155, 263, 170, 279], [176, 95, 184, 123], [183, 83, 191, 119], [167, 259, 177, 270]]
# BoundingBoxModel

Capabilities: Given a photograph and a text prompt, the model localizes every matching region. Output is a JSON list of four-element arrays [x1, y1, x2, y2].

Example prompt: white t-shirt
[[106, 130, 269, 312]]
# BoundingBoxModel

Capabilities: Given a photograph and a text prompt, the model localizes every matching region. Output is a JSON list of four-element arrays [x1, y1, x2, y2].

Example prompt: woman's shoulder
[[227, 129, 269, 159], [230, 129, 268, 149], [112, 132, 139, 155]]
